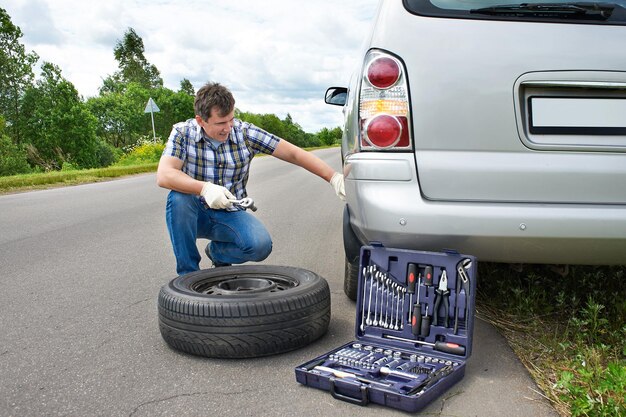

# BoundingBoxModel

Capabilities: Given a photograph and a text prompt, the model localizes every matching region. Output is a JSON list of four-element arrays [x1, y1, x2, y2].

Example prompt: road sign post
[[144, 97, 160, 141]]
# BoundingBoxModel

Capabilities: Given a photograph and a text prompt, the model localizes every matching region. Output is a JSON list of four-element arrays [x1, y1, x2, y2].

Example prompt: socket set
[[295, 245, 477, 412]]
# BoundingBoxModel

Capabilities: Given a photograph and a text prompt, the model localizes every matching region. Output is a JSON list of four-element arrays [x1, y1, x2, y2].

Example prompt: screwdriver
[[407, 263, 422, 335], [420, 305, 431, 337], [423, 265, 433, 295], [383, 334, 466, 356]]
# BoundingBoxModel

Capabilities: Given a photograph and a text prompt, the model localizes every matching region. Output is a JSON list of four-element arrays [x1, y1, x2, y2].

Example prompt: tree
[[88, 82, 194, 148], [282, 113, 309, 147], [101, 28, 162, 93], [0, 8, 39, 142], [179, 79, 195, 95], [20, 63, 100, 169], [317, 126, 342, 146]]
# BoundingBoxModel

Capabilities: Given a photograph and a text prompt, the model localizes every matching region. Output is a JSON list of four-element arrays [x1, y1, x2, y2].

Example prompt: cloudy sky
[[4, 0, 380, 133]]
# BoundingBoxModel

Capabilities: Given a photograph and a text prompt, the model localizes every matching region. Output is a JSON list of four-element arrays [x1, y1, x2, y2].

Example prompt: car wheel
[[343, 256, 360, 301], [158, 265, 331, 358]]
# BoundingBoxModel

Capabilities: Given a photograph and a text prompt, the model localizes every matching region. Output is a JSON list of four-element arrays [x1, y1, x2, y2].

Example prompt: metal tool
[[406, 365, 454, 395], [313, 366, 393, 387], [383, 334, 466, 356], [229, 197, 257, 211], [380, 278, 391, 329], [365, 267, 375, 326], [399, 287, 405, 330], [432, 270, 450, 327], [407, 263, 418, 322], [379, 276, 389, 328], [360, 267, 369, 332], [411, 271, 422, 336], [372, 272, 381, 327], [422, 265, 434, 291], [394, 285, 402, 330], [421, 305, 431, 337], [454, 258, 472, 334], [379, 366, 424, 381]]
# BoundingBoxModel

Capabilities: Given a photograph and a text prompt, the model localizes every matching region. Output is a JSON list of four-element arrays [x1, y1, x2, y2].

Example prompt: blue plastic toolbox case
[[295, 245, 477, 412]]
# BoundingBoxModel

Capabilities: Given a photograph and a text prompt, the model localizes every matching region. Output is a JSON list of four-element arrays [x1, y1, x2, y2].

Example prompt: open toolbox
[[295, 245, 477, 412]]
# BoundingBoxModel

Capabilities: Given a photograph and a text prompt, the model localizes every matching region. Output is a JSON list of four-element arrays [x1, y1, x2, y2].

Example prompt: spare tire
[[158, 265, 331, 358]]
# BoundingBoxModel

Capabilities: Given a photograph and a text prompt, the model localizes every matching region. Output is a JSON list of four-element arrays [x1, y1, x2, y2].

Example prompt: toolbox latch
[[329, 378, 370, 406]]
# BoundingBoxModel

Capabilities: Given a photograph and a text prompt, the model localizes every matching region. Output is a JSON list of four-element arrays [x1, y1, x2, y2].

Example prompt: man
[[157, 82, 345, 275]]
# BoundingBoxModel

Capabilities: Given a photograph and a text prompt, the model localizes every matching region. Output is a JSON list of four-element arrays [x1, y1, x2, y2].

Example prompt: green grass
[[0, 163, 158, 194], [477, 263, 626, 417]]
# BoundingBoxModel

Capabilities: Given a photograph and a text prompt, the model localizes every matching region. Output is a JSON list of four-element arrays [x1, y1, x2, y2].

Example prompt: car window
[[404, 0, 626, 24]]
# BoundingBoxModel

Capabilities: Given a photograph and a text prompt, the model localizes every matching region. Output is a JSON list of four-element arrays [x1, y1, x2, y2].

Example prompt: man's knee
[[245, 233, 273, 262]]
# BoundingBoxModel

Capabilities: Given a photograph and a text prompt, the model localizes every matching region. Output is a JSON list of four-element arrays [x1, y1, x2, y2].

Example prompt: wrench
[[379, 274, 391, 327], [394, 285, 402, 330], [229, 197, 257, 211], [392, 283, 399, 330], [365, 267, 375, 326], [359, 267, 368, 332], [372, 272, 381, 327], [399, 287, 406, 330]]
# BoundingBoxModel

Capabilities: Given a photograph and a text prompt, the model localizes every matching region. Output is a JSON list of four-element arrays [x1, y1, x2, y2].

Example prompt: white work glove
[[330, 172, 346, 201], [200, 182, 236, 209]]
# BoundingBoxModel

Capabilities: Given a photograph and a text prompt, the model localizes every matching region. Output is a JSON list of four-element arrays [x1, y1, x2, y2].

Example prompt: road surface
[[0, 148, 557, 416]]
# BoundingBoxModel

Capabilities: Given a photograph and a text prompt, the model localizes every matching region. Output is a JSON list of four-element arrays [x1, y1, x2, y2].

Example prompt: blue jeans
[[165, 191, 272, 275]]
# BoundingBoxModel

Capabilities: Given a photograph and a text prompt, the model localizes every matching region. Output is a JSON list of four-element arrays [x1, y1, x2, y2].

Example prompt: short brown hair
[[194, 82, 235, 121]]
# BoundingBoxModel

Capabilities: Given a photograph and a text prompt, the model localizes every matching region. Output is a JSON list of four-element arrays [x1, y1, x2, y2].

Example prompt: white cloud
[[3, 0, 379, 132]]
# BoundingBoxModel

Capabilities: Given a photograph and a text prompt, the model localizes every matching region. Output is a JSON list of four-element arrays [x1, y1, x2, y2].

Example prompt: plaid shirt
[[163, 118, 280, 204]]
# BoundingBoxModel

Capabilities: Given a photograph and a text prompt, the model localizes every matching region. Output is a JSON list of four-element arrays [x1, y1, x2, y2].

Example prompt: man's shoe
[[204, 244, 231, 267]]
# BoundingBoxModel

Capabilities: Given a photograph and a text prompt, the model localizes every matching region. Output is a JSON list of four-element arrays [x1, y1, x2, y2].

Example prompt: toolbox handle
[[329, 378, 369, 406]]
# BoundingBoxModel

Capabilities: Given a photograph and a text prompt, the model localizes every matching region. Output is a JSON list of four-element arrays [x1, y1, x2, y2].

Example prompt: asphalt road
[[0, 148, 558, 416]]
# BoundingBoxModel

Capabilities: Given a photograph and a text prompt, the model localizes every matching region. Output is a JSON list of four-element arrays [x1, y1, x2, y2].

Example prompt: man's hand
[[201, 182, 235, 209], [330, 172, 346, 201]]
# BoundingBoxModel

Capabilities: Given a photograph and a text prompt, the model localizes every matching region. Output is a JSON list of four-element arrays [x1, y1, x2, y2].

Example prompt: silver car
[[327, 0, 626, 298]]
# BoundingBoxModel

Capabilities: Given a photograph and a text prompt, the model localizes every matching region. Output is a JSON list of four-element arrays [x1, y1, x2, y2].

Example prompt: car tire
[[343, 256, 360, 301], [158, 265, 331, 358]]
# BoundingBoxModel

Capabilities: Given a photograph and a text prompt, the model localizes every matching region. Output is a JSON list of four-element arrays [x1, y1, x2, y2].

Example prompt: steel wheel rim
[[192, 273, 299, 295]]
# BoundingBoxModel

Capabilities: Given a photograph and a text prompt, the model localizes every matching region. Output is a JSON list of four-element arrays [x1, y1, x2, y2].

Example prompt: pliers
[[454, 259, 471, 334], [432, 270, 450, 327]]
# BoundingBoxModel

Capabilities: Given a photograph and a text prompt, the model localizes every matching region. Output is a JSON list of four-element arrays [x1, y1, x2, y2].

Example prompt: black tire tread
[[157, 266, 331, 358], [343, 256, 359, 301]]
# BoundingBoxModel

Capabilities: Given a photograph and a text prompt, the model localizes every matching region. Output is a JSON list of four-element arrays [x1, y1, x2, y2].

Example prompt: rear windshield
[[404, 0, 626, 24]]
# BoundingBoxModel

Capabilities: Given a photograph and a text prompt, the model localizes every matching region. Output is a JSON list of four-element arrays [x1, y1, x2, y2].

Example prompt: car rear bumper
[[344, 154, 626, 265]]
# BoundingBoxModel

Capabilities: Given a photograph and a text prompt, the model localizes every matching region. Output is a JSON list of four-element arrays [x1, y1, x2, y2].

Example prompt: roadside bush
[[116, 136, 164, 166], [0, 134, 31, 176], [94, 139, 122, 167], [61, 162, 78, 171]]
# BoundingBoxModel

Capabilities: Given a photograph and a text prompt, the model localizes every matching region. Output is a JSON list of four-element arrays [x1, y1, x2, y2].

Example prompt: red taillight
[[365, 115, 402, 148], [362, 116, 409, 149], [359, 50, 411, 151], [366, 57, 400, 89]]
